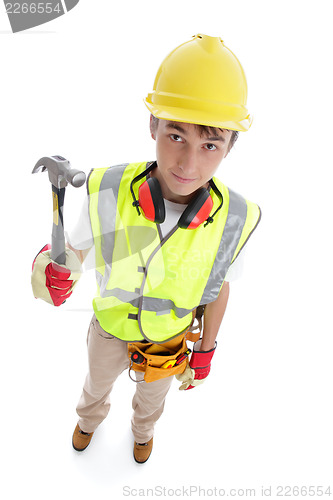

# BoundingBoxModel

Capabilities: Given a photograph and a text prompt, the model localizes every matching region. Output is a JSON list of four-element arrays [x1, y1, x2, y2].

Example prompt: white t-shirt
[[67, 197, 244, 281]]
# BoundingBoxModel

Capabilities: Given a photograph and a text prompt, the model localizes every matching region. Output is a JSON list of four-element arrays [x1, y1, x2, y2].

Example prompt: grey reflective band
[[96, 270, 103, 290], [200, 188, 248, 304], [99, 163, 128, 271], [93, 164, 128, 296], [142, 297, 192, 318], [96, 288, 192, 318], [99, 164, 129, 193], [96, 289, 192, 319], [98, 287, 141, 307]]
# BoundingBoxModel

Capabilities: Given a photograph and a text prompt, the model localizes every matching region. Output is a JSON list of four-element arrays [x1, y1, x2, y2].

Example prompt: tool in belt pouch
[[127, 307, 204, 383]]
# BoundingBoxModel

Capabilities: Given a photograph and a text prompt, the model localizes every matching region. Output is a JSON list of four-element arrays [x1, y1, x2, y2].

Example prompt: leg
[[76, 315, 129, 433], [131, 372, 174, 443]]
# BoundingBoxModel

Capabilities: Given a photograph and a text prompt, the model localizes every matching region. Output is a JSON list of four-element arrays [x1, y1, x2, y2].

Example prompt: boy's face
[[150, 118, 232, 204]]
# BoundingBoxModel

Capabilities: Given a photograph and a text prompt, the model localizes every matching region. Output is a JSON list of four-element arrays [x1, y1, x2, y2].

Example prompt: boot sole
[[133, 452, 151, 464], [72, 441, 90, 452]]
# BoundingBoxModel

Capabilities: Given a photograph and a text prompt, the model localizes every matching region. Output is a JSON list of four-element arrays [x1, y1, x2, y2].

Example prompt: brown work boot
[[72, 423, 94, 451], [133, 437, 153, 463]]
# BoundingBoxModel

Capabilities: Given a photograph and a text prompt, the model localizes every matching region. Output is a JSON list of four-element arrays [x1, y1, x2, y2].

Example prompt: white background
[[1, 0, 332, 498]]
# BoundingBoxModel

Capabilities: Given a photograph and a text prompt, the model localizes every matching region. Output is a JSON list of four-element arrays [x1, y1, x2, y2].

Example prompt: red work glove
[[176, 340, 216, 391], [31, 244, 82, 306]]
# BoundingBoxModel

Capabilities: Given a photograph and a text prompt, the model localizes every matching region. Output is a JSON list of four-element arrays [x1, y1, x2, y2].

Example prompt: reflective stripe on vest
[[88, 162, 261, 343]]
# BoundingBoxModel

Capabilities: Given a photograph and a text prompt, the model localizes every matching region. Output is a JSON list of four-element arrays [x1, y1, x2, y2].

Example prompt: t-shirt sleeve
[[224, 249, 245, 282], [66, 196, 94, 250]]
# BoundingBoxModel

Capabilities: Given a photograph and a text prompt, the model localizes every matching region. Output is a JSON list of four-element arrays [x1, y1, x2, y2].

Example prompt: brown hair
[[150, 115, 239, 151]]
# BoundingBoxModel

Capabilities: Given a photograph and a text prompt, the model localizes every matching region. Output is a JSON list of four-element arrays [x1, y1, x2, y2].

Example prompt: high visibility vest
[[88, 162, 261, 343]]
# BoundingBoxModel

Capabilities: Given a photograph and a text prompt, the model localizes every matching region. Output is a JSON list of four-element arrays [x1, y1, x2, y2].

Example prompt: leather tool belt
[[127, 307, 204, 383], [128, 333, 188, 383]]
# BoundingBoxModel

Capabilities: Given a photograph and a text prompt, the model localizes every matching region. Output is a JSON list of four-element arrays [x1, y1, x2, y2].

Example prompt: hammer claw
[[32, 156, 86, 189]]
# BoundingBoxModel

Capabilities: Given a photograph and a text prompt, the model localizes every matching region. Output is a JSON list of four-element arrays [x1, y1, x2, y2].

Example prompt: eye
[[204, 143, 217, 151], [170, 134, 183, 142]]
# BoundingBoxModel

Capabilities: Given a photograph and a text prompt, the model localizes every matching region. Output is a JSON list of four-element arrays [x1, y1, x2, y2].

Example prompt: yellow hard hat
[[144, 34, 252, 132]]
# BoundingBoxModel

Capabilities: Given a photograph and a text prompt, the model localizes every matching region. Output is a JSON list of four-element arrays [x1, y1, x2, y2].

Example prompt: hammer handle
[[51, 185, 66, 265]]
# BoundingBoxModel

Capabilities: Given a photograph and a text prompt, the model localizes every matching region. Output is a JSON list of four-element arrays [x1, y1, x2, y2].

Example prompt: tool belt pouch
[[128, 335, 188, 383]]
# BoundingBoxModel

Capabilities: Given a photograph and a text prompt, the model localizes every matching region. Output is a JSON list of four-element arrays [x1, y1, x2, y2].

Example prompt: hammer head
[[32, 155, 86, 189]]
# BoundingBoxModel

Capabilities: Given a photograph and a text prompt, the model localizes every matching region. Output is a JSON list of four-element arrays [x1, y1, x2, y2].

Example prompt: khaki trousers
[[76, 315, 174, 443]]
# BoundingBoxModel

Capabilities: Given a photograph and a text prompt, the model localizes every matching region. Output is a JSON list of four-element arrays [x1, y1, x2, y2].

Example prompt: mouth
[[171, 172, 197, 184]]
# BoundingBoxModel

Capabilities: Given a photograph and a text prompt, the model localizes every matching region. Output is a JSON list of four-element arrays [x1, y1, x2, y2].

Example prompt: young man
[[31, 34, 261, 463]]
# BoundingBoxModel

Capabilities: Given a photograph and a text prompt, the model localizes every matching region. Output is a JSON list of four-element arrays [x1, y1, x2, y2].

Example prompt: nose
[[178, 146, 197, 177]]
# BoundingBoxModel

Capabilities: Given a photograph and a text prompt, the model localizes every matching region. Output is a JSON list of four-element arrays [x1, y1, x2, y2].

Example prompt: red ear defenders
[[130, 162, 223, 229]]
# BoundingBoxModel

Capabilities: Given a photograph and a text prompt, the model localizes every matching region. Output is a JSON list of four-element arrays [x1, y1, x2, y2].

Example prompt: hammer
[[32, 155, 86, 265]]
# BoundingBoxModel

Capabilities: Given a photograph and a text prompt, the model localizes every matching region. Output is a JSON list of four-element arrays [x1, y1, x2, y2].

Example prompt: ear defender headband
[[130, 162, 223, 229]]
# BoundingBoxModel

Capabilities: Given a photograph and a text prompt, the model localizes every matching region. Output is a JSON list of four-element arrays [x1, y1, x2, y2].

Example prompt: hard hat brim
[[144, 95, 252, 132]]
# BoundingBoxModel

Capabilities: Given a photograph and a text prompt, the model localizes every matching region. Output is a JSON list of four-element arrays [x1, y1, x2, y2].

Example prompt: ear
[[150, 114, 156, 140]]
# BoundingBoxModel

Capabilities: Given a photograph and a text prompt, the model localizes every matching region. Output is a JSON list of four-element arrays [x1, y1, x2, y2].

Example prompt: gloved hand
[[31, 244, 82, 306], [176, 340, 216, 391]]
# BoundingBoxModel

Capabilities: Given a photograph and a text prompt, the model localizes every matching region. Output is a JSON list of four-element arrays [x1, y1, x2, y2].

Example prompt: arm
[[200, 281, 230, 351], [176, 281, 230, 390], [67, 243, 91, 264], [66, 194, 93, 264]]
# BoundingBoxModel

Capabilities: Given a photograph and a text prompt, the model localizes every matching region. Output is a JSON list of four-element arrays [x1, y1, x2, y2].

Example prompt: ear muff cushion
[[138, 177, 166, 223], [178, 188, 213, 229]]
